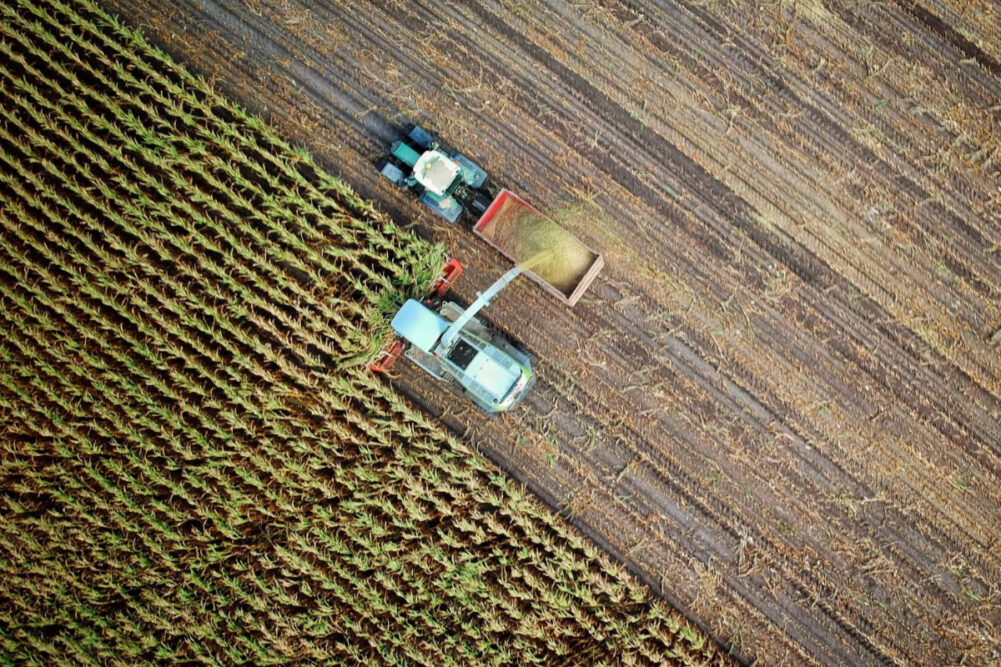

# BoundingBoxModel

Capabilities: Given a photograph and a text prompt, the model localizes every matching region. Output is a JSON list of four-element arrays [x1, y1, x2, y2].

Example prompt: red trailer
[[473, 190, 604, 307]]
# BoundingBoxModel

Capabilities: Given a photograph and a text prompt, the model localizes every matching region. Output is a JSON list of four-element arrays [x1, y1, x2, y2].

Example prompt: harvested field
[[94, 0, 1001, 663], [0, 0, 725, 663]]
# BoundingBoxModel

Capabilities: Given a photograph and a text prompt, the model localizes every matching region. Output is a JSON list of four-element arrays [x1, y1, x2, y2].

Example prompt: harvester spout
[[440, 265, 525, 349]]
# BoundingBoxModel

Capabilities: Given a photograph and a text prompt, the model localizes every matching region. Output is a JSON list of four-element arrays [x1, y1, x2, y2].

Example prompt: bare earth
[[100, 0, 1001, 664]]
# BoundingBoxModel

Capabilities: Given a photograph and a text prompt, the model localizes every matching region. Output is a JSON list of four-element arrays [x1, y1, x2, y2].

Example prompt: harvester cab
[[377, 124, 494, 223]]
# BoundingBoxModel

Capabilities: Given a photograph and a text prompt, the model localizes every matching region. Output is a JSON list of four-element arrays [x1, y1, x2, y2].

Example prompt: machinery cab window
[[446, 339, 478, 370]]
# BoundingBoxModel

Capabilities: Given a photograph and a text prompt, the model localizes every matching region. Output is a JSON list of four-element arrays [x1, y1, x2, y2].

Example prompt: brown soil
[[98, 0, 1001, 664]]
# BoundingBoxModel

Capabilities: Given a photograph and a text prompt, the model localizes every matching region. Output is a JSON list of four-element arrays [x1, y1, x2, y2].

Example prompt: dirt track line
[[623, 0, 999, 286], [596, 0, 996, 364], [486, 228, 992, 660], [488, 377, 890, 666], [572, 0, 1001, 430], [176, 0, 401, 142], [581, 290, 988, 597], [520, 0, 1001, 452], [440, 283, 923, 664], [618, 0, 1001, 380], [894, 0, 1001, 79], [663, 0, 1000, 247], [818, 2, 1001, 269]]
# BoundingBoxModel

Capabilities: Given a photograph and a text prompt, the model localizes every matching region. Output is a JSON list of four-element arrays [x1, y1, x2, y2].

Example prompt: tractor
[[377, 123, 495, 223]]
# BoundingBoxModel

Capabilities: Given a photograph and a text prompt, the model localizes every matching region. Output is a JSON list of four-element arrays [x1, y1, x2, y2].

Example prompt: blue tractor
[[377, 124, 495, 223]]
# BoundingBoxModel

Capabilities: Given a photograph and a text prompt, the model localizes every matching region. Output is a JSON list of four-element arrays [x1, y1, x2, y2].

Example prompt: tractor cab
[[412, 150, 461, 197]]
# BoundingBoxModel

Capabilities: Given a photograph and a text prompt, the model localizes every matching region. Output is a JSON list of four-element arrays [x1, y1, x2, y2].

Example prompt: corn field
[[0, 0, 724, 663]]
